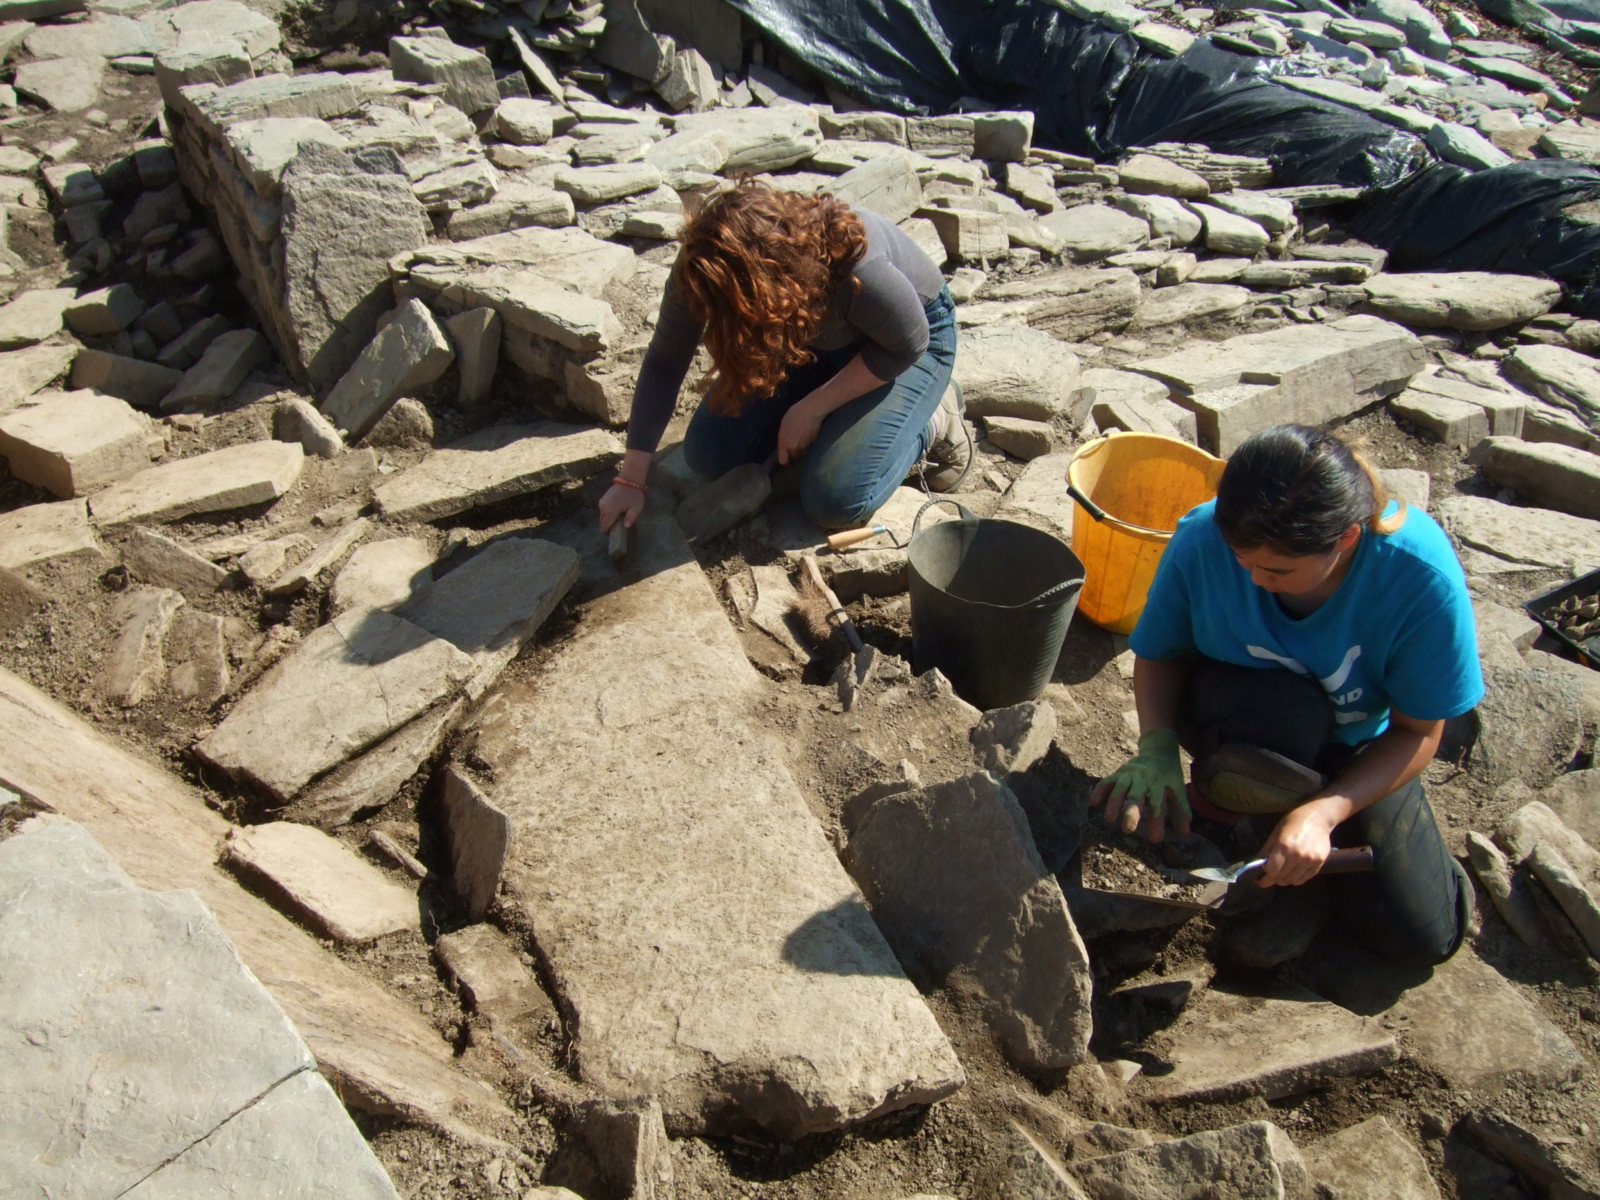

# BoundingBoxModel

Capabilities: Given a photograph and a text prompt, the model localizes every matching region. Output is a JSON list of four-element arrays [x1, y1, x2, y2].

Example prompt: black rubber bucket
[[907, 500, 1086, 712]]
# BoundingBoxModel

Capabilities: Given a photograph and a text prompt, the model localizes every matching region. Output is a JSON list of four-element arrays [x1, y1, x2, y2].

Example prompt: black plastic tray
[[1524, 566, 1600, 670]]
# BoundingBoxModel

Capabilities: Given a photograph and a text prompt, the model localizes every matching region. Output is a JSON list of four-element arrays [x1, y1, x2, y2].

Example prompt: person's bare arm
[[1257, 708, 1443, 886]]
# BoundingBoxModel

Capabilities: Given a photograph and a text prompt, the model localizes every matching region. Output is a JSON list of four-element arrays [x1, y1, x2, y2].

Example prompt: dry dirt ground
[[1, 4, 1598, 1200]]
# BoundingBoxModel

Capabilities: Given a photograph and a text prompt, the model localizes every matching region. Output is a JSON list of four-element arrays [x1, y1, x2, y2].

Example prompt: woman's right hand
[[599, 483, 646, 534]]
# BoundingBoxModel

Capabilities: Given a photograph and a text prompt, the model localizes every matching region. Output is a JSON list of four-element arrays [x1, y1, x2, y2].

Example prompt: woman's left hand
[[777, 396, 824, 466], [1257, 800, 1340, 887]]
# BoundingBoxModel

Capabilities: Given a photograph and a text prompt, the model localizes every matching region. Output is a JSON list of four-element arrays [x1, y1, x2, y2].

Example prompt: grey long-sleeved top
[[624, 207, 945, 453]]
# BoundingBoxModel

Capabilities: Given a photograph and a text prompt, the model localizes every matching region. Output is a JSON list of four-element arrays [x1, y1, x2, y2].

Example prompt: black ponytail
[[1215, 425, 1405, 555]]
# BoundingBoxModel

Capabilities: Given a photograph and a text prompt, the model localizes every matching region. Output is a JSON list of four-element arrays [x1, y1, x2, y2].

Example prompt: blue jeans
[[682, 289, 958, 529]]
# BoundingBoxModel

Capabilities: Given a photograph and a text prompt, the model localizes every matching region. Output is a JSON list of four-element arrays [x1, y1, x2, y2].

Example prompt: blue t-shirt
[[1129, 500, 1484, 744]]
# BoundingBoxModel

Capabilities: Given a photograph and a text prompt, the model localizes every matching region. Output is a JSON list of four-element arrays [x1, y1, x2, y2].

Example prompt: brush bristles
[[793, 571, 836, 646]]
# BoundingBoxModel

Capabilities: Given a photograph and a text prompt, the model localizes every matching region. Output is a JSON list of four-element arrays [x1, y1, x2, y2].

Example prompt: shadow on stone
[[781, 898, 909, 979]]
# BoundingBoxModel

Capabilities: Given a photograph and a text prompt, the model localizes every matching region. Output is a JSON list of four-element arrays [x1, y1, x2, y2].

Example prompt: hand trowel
[[676, 451, 777, 544]]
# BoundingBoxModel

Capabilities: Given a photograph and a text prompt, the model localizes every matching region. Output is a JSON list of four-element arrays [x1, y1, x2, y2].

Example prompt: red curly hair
[[673, 179, 867, 416]]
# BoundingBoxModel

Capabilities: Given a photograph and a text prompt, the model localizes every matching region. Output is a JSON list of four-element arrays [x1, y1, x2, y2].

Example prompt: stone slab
[[0, 498, 100, 569], [373, 422, 618, 523], [0, 388, 160, 498], [1503, 344, 1600, 435], [434, 922, 557, 1053], [1301, 1116, 1441, 1200], [0, 668, 518, 1147], [0, 343, 77, 413], [843, 771, 1093, 1071], [196, 607, 476, 802], [955, 323, 1082, 421], [14, 55, 105, 111], [224, 821, 418, 943], [295, 699, 464, 831], [1068, 1121, 1313, 1200], [1363, 271, 1561, 331], [70, 348, 184, 410], [264, 516, 368, 596], [1437, 494, 1600, 574], [439, 766, 511, 922], [1140, 983, 1399, 1103], [322, 299, 454, 442], [1471, 435, 1600, 520], [122, 525, 231, 595], [89, 440, 304, 526], [461, 506, 964, 1136], [0, 820, 400, 1198], [161, 328, 271, 411], [330, 537, 435, 614]]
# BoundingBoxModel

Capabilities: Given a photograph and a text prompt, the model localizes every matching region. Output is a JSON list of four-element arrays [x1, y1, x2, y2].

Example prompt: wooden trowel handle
[[1320, 846, 1375, 875], [827, 526, 884, 551]]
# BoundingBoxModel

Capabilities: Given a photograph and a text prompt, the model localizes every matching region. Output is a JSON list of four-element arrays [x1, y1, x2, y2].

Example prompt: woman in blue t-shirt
[[1092, 424, 1483, 966]]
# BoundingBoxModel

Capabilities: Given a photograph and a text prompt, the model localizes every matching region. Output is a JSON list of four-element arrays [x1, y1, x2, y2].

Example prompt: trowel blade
[[676, 462, 772, 543]]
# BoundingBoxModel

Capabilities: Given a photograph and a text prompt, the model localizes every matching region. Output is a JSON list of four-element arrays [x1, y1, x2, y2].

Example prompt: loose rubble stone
[[844, 771, 1093, 1071], [1068, 1121, 1313, 1200], [1189, 201, 1271, 255], [90, 440, 304, 526], [674, 107, 824, 171], [322, 299, 454, 442], [984, 267, 1144, 343], [920, 205, 1009, 263], [373, 422, 618, 522], [434, 921, 558, 1052], [0, 287, 76, 348], [153, 40, 251, 99], [1470, 436, 1600, 520], [955, 323, 1083, 422], [1142, 983, 1398, 1103], [1131, 315, 1425, 453], [389, 35, 497, 115], [0, 820, 400, 1200], [1134, 282, 1252, 328], [1439, 494, 1600, 573], [445, 307, 501, 411], [0, 498, 100, 569], [1391, 387, 1489, 445], [1040, 203, 1149, 260], [69, 349, 184, 410], [1364, 271, 1560, 330], [0, 343, 76, 413], [1539, 770, 1600, 847], [985, 414, 1055, 459], [495, 97, 561, 144], [1114, 192, 1202, 245], [1427, 121, 1514, 169], [165, 606, 228, 704], [1469, 666, 1587, 788], [272, 395, 342, 458], [438, 766, 511, 923], [1467, 829, 1549, 947], [831, 152, 923, 223], [104, 586, 184, 707], [63, 283, 141, 335], [0, 389, 163, 499], [1528, 843, 1600, 957], [0, 669, 517, 1145], [462, 509, 964, 1136], [122, 526, 230, 595], [1503, 344, 1600, 434], [196, 607, 476, 801], [1409, 371, 1524, 434], [1302, 1116, 1442, 1200], [296, 698, 465, 832], [161, 328, 270, 411], [224, 821, 418, 942], [1118, 152, 1209, 199], [971, 701, 1057, 774], [1463, 1109, 1600, 1200], [265, 517, 368, 597], [1204, 188, 1297, 232], [1539, 123, 1600, 163], [546, 1098, 676, 1200]]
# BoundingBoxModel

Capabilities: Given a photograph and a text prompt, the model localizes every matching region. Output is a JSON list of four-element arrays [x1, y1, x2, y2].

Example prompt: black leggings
[[1182, 657, 1470, 967]]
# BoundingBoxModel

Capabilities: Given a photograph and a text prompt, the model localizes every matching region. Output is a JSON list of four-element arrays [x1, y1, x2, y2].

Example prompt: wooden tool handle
[[799, 557, 863, 653], [827, 526, 881, 551], [1320, 846, 1375, 875]]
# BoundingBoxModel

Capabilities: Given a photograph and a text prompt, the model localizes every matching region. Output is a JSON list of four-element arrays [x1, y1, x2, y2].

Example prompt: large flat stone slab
[[1130, 315, 1426, 453], [0, 498, 101, 570], [0, 819, 397, 1200], [224, 821, 418, 942], [88, 440, 304, 526], [1470, 435, 1600, 521], [1139, 984, 1399, 1104], [1303, 1115, 1441, 1200], [196, 607, 477, 801], [843, 771, 1093, 1071], [0, 389, 161, 497], [0, 667, 518, 1147], [1436, 494, 1600, 574], [373, 422, 618, 522], [1363, 271, 1561, 331], [1503, 343, 1600, 435], [461, 507, 964, 1136]]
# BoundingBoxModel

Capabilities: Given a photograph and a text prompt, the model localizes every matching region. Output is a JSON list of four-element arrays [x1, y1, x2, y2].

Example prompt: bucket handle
[[1066, 479, 1109, 523], [912, 498, 1083, 610]]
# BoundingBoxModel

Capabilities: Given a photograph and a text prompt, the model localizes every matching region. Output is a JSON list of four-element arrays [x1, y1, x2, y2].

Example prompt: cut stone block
[[322, 299, 454, 442], [955, 323, 1082, 422], [460, 508, 964, 1136], [224, 821, 418, 943], [63, 283, 141, 335], [920, 205, 1009, 263], [1303, 1116, 1441, 1200], [1364, 271, 1561, 331], [0, 820, 399, 1200], [495, 97, 561, 144], [0, 287, 77, 349], [1390, 386, 1490, 446], [0, 668, 517, 1147], [195, 607, 476, 801], [1140, 983, 1398, 1103], [439, 766, 510, 921], [1130, 315, 1426, 454], [1067, 1121, 1313, 1200], [373, 422, 618, 522], [153, 40, 252, 103], [1190, 202, 1270, 255], [160, 328, 271, 411], [985, 414, 1055, 459], [0, 389, 161, 498], [90, 440, 304, 526], [329, 537, 435, 614], [0, 498, 100, 569], [1408, 371, 1524, 435], [1470, 435, 1600, 521], [70, 349, 184, 410], [105, 586, 184, 707], [843, 771, 1093, 1070], [122, 526, 230, 595], [389, 36, 498, 115]]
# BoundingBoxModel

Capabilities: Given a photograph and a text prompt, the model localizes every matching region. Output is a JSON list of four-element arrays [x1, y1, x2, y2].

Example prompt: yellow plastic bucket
[[1066, 432, 1226, 635]]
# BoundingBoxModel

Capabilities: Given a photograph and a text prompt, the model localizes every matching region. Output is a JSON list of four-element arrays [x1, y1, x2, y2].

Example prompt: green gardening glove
[[1096, 728, 1190, 838]]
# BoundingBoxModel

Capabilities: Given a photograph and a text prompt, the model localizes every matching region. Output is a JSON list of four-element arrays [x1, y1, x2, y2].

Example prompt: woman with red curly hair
[[599, 179, 965, 534]]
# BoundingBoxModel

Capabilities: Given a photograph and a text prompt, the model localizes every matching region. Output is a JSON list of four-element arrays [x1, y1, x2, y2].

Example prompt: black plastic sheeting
[[724, 0, 1600, 312]]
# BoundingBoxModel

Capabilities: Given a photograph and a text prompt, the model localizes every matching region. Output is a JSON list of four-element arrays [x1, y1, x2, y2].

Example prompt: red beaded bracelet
[[612, 476, 648, 493]]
